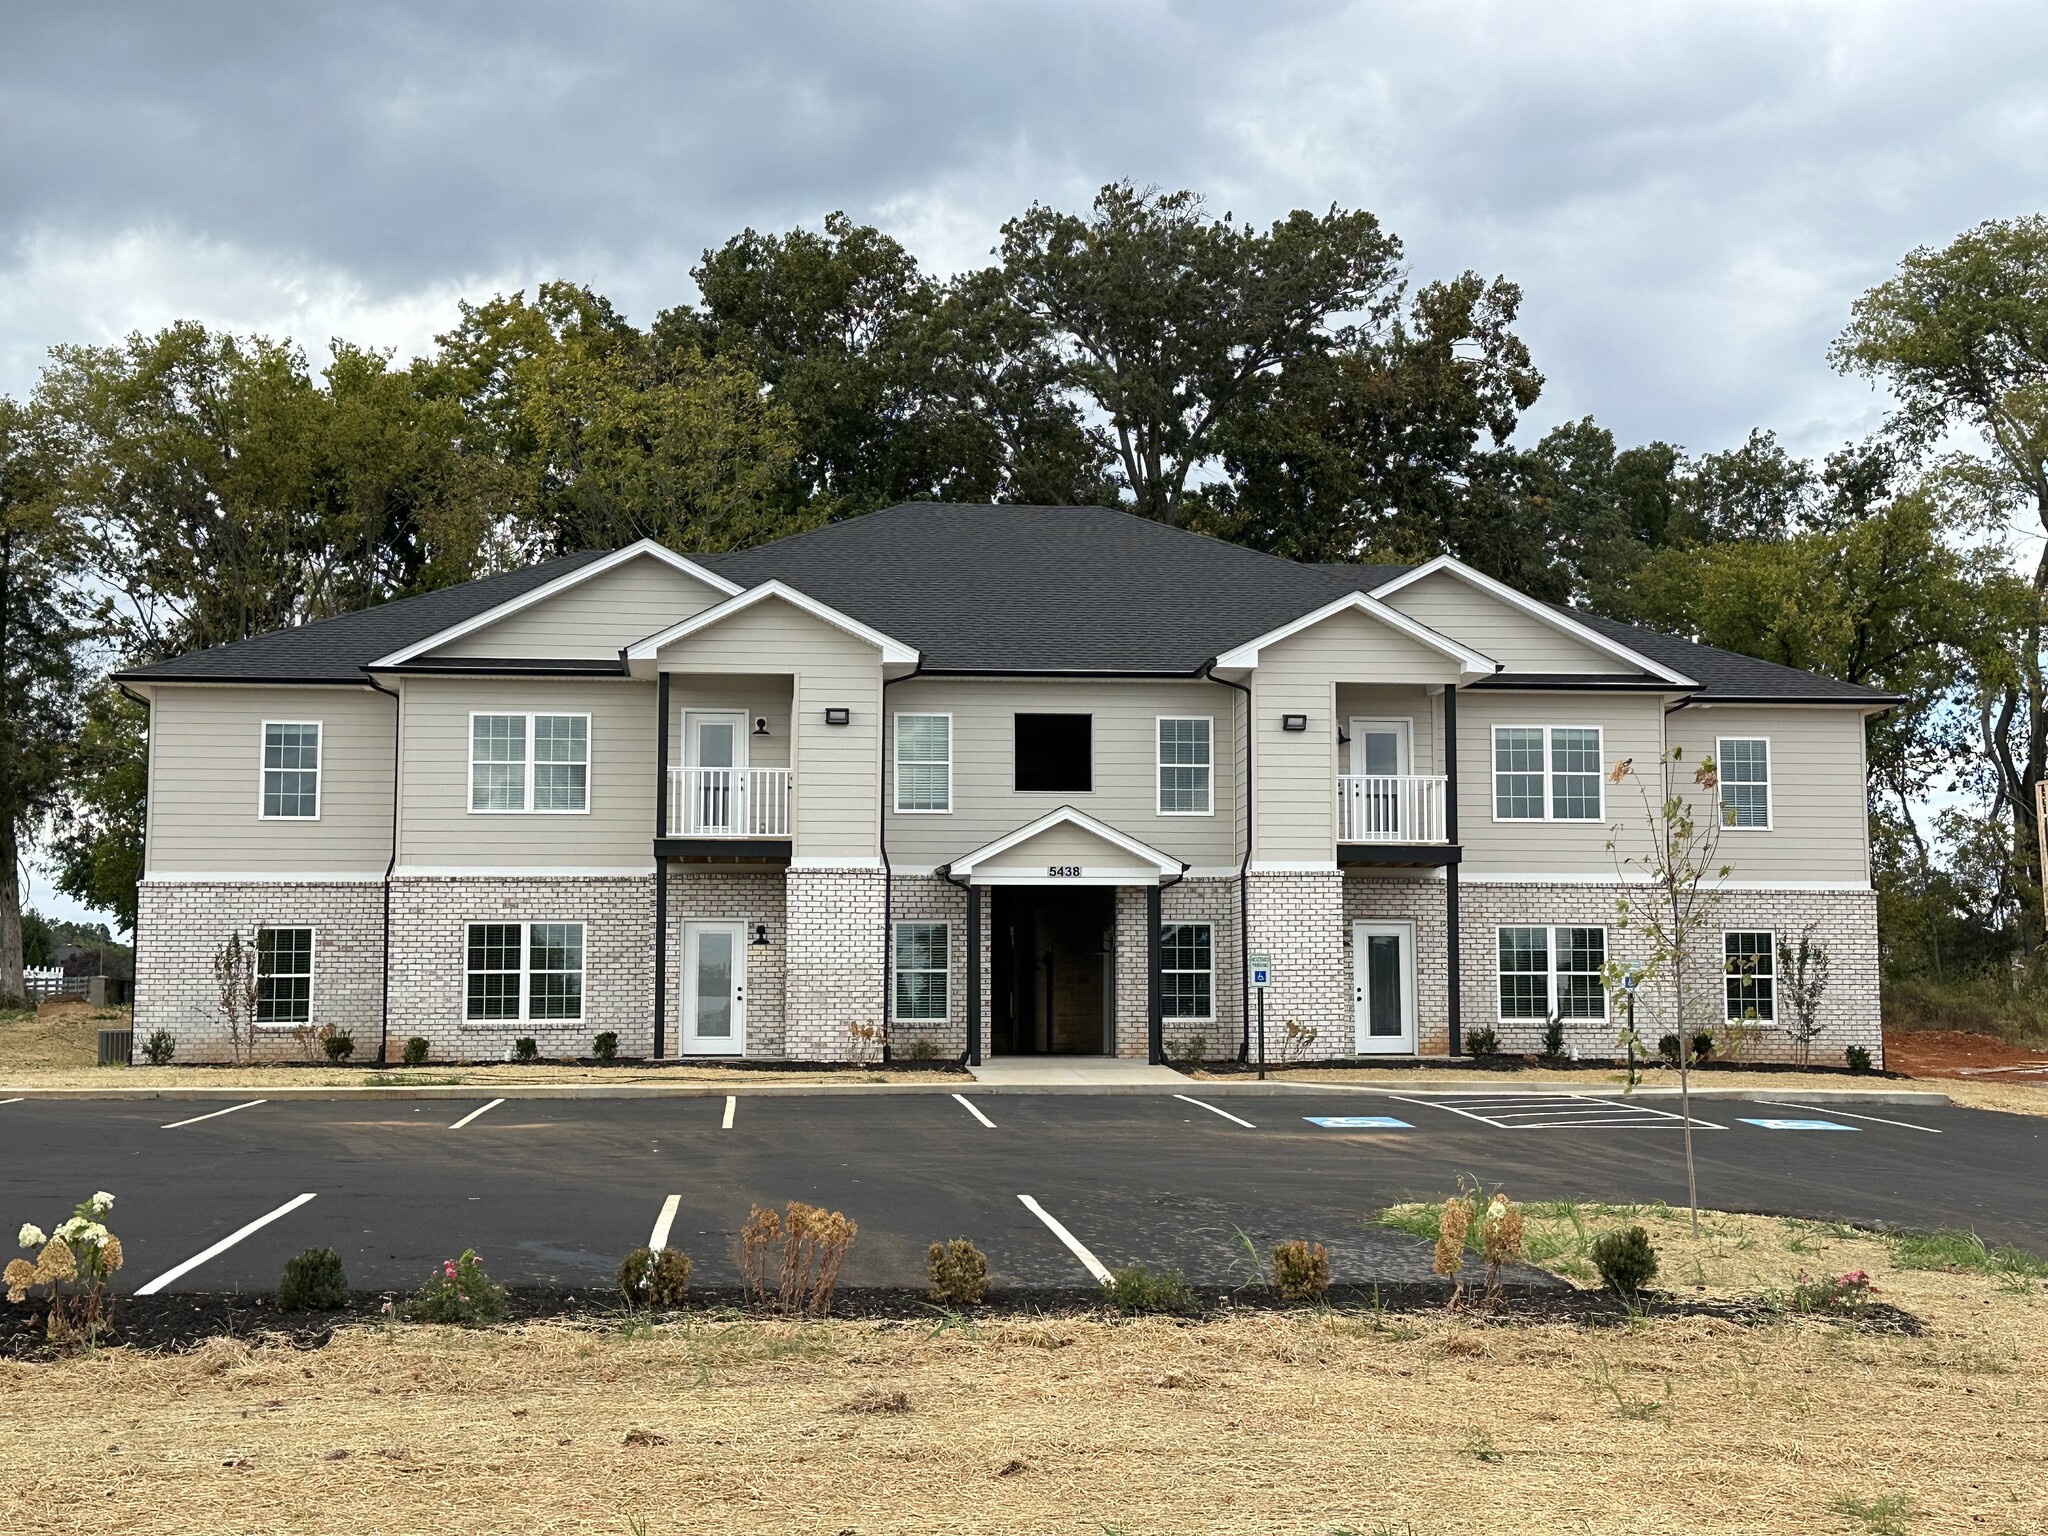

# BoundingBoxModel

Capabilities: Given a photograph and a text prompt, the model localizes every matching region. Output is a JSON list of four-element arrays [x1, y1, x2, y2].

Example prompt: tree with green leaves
[[49, 683, 147, 935]]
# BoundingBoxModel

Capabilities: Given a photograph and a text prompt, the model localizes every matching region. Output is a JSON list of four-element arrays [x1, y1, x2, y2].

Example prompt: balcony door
[[1352, 920, 1416, 1054], [1348, 719, 1412, 839], [682, 711, 748, 835]]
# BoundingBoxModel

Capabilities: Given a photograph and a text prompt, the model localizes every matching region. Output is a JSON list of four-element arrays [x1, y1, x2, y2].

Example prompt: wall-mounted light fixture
[[824, 707, 851, 726], [1281, 713, 1309, 732], [753, 716, 770, 736], [752, 923, 772, 947], [1337, 726, 1350, 746]]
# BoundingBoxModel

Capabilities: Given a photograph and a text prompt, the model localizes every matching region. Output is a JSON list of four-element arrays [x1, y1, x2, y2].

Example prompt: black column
[[1146, 884, 1164, 1065], [1443, 683, 1462, 1058], [653, 673, 670, 1058], [966, 883, 982, 1066]]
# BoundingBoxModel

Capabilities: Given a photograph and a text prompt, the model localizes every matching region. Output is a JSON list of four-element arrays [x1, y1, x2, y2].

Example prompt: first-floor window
[[1497, 926, 1608, 1022], [894, 922, 949, 1021], [466, 921, 585, 1023], [255, 927, 314, 1025], [1161, 923, 1214, 1020], [1725, 931, 1775, 1021]]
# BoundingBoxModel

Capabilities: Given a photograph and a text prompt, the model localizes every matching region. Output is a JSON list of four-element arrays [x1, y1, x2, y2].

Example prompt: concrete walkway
[[965, 1054, 1191, 1087]]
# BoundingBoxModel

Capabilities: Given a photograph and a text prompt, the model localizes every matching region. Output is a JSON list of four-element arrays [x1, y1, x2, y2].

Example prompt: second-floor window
[[1718, 737, 1771, 828], [261, 722, 321, 818], [1015, 714, 1092, 793], [1158, 717, 1213, 814], [470, 713, 589, 813], [896, 714, 951, 812], [1493, 726, 1603, 821]]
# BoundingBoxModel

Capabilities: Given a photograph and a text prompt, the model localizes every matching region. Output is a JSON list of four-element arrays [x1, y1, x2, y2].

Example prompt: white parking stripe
[[1767, 1102, 1942, 1134], [1173, 1094, 1255, 1129], [721, 1096, 736, 1130], [0, 1097, 21, 1105], [1017, 1195, 1112, 1284], [648, 1194, 681, 1252], [1385, 1093, 1724, 1130], [162, 1099, 265, 1130], [952, 1093, 996, 1128], [135, 1192, 318, 1296], [448, 1098, 504, 1130]]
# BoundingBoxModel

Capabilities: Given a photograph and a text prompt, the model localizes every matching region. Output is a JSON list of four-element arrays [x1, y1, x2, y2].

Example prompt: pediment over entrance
[[944, 807, 1185, 887]]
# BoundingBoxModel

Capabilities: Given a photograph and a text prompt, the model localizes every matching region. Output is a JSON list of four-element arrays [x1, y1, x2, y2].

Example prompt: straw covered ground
[[3, 1207, 2043, 1535]]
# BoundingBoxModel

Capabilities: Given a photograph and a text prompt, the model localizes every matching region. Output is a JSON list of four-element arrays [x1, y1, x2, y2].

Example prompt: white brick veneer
[[1160, 878, 1242, 1063], [1244, 869, 1349, 1062], [884, 875, 969, 1059], [785, 867, 887, 1061], [135, 880, 384, 1063], [662, 867, 787, 1058], [1342, 873, 1452, 1054]]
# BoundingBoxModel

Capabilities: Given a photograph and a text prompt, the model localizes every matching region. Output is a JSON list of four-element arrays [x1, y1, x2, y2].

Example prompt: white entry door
[[681, 920, 747, 1055], [1348, 718, 1413, 839], [1353, 920, 1416, 1054], [683, 712, 748, 834]]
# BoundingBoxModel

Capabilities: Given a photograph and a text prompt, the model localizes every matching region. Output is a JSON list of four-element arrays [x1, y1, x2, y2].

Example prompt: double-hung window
[[1493, 726, 1603, 821], [254, 927, 314, 1025], [261, 723, 321, 818], [894, 922, 949, 1021], [466, 921, 585, 1023], [1497, 926, 1608, 1022], [895, 714, 951, 812], [1718, 738, 1771, 829], [1725, 931, 1775, 1022], [1161, 923, 1214, 1020], [470, 713, 589, 813], [1158, 717, 1213, 814]]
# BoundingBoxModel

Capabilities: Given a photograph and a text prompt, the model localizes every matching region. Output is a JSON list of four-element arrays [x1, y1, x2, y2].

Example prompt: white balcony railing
[[1337, 774, 1449, 844], [666, 767, 791, 838]]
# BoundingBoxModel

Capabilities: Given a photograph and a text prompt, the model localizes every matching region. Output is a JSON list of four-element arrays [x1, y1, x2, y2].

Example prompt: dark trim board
[[1338, 843, 1462, 867], [654, 838, 793, 861]]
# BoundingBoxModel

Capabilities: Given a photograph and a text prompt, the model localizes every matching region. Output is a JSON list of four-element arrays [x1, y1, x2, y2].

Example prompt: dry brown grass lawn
[[3, 1209, 2043, 1534]]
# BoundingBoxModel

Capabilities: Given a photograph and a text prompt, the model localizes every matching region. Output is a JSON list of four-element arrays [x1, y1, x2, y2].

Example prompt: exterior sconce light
[[824, 707, 851, 726], [752, 923, 772, 946], [753, 716, 770, 736], [1281, 713, 1308, 732]]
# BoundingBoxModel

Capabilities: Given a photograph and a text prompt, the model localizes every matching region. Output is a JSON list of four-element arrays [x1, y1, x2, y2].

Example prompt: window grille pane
[[1719, 739, 1769, 827], [894, 923, 948, 1021], [1550, 728, 1602, 819], [1555, 927, 1606, 1021], [1725, 931, 1776, 1021], [263, 724, 320, 817], [896, 717, 950, 810], [467, 922, 523, 1021], [1494, 728, 1545, 818], [1497, 926, 1549, 1019], [1161, 924, 1213, 1019], [1159, 718, 1210, 764], [531, 716, 588, 812], [254, 927, 314, 1024], [472, 716, 527, 811]]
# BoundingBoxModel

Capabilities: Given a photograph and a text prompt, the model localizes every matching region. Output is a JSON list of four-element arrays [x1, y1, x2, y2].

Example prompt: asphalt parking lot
[[3, 1089, 2041, 1296]]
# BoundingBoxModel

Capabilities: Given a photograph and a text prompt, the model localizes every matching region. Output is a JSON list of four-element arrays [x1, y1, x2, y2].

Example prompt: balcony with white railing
[[1337, 773, 1449, 845], [666, 766, 792, 839]]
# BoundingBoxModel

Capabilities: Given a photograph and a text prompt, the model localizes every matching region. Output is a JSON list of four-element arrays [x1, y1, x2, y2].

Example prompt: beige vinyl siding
[[883, 678, 1243, 868], [669, 675, 792, 770], [654, 598, 882, 860], [973, 821, 1160, 876], [1380, 569, 1617, 674], [1456, 691, 1666, 875], [1252, 608, 1466, 863], [436, 557, 727, 659], [396, 676, 655, 868], [1334, 684, 1442, 775], [145, 685, 395, 875], [1668, 704, 1872, 884]]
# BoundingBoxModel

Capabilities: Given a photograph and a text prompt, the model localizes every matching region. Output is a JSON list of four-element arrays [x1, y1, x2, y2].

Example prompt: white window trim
[[1723, 927, 1778, 1023], [257, 721, 323, 821], [1494, 924, 1610, 1025], [893, 711, 953, 814], [1156, 715, 1215, 817], [893, 920, 950, 1023], [1491, 724, 1605, 823], [463, 919, 587, 1025], [252, 924, 317, 1029], [467, 711, 592, 816], [1716, 736, 1774, 831], [1161, 921, 1216, 1022]]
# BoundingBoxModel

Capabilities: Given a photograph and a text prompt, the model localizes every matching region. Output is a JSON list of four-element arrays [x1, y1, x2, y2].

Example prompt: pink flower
[[444, 1260, 457, 1279]]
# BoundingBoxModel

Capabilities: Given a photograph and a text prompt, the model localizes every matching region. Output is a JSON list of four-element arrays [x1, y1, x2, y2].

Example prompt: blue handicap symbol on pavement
[[1738, 1118, 1857, 1131], [1304, 1115, 1413, 1130]]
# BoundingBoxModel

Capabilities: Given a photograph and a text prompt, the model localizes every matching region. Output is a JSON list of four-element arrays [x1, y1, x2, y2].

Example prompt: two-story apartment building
[[118, 503, 1892, 1067]]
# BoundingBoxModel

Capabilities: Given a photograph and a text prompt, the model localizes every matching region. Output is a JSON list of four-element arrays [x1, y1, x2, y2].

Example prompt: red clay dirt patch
[[1886, 1028, 2048, 1081]]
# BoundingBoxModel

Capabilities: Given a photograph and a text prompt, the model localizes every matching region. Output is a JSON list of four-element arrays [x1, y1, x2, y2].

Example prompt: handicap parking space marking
[[1762, 1103, 1941, 1134], [1017, 1194, 1112, 1283], [649, 1194, 682, 1252], [952, 1093, 997, 1128], [1304, 1114, 1412, 1129], [1738, 1117, 1858, 1132], [721, 1096, 736, 1130], [1173, 1094, 1255, 1129], [448, 1098, 504, 1130], [1386, 1093, 1725, 1131], [135, 1192, 319, 1295], [162, 1099, 266, 1130]]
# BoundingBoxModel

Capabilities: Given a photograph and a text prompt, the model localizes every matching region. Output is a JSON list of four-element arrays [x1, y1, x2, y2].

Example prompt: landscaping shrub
[[1845, 1044, 1873, 1074], [6, 1191, 123, 1345], [1465, 1025, 1501, 1060], [1434, 1179, 1525, 1308], [1657, 1033, 1682, 1065], [1270, 1240, 1331, 1303], [512, 1037, 538, 1064], [398, 1249, 508, 1325], [927, 1238, 990, 1305], [277, 1247, 349, 1310], [320, 1028, 355, 1063], [741, 1201, 858, 1316], [617, 1245, 692, 1307], [1589, 1224, 1659, 1297], [140, 1029, 175, 1066], [1103, 1263, 1201, 1317], [593, 1031, 618, 1063], [1691, 1032, 1714, 1062], [1789, 1269, 1874, 1315], [401, 1036, 430, 1066], [902, 1037, 941, 1063], [1539, 1015, 1565, 1062], [1172, 1033, 1209, 1065]]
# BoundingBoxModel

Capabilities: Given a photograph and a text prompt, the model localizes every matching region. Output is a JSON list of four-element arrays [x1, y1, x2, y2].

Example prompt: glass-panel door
[[1353, 920, 1416, 1054], [681, 920, 746, 1055], [684, 712, 747, 834], [1349, 719, 1412, 838]]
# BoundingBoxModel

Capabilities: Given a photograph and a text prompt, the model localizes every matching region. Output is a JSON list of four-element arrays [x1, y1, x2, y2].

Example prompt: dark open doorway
[[991, 886, 1115, 1055]]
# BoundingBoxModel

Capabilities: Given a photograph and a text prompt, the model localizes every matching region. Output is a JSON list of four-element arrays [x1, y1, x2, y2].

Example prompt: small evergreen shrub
[[1691, 1031, 1715, 1062], [1539, 1015, 1566, 1062], [1103, 1263, 1201, 1317], [140, 1029, 175, 1066], [1589, 1224, 1659, 1297], [512, 1037, 538, 1064], [1845, 1044, 1873, 1074], [593, 1031, 618, 1063], [1657, 1033, 1682, 1065], [1465, 1026, 1501, 1059], [927, 1238, 990, 1305], [277, 1247, 349, 1310], [903, 1036, 941, 1063], [617, 1245, 692, 1307], [1270, 1240, 1331, 1303], [398, 1249, 508, 1325], [320, 1029, 355, 1063], [401, 1036, 430, 1066]]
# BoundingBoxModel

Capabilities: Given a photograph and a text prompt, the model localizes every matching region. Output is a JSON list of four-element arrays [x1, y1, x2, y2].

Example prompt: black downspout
[[1203, 663, 1254, 1063], [1145, 864, 1187, 1065], [653, 671, 670, 1059], [364, 675, 401, 1067], [1444, 682, 1462, 1058], [940, 863, 979, 1065], [879, 663, 925, 1065]]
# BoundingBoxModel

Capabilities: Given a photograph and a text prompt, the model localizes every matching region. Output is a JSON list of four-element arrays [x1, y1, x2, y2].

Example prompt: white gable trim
[[945, 806, 1185, 882], [624, 579, 920, 666], [1211, 592, 1496, 677], [1369, 556, 1696, 686], [369, 541, 743, 668]]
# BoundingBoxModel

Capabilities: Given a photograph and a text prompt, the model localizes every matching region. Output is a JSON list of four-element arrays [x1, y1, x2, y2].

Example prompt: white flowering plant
[[6, 1191, 123, 1345]]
